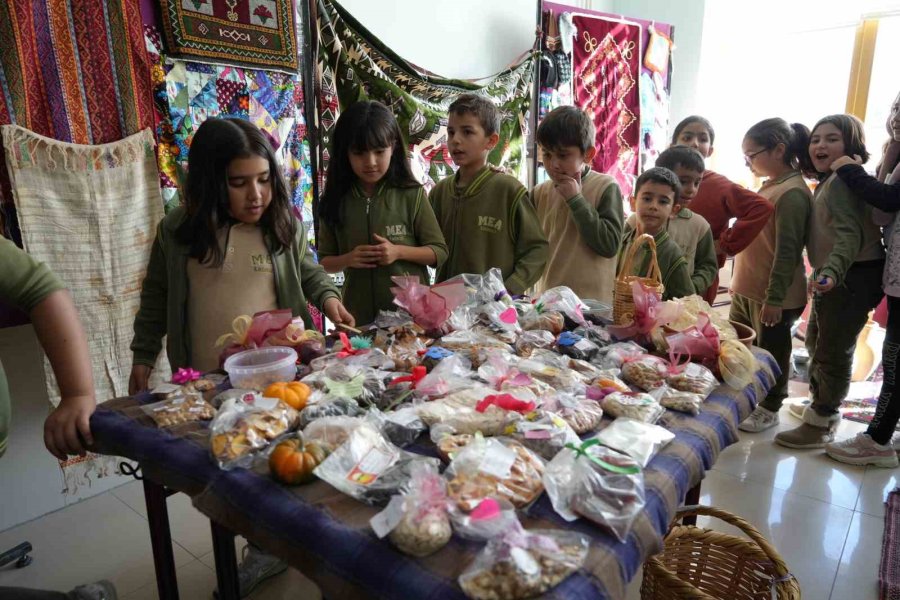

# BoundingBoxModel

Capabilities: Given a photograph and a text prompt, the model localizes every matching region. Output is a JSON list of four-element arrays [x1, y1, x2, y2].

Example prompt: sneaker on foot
[[826, 433, 899, 468], [788, 400, 810, 420], [739, 406, 780, 433], [774, 423, 835, 449], [72, 581, 118, 600], [236, 545, 287, 598]]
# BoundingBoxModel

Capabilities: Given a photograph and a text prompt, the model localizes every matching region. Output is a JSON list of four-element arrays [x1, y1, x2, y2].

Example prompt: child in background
[[317, 101, 448, 326], [672, 115, 774, 302], [732, 118, 813, 433], [826, 90, 900, 467], [774, 114, 885, 449], [130, 118, 352, 595], [0, 236, 117, 600], [430, 93, 548, 293], [533, 106, 623, 304], [618, 167, 694, 300], [627, 146, 717, 294]]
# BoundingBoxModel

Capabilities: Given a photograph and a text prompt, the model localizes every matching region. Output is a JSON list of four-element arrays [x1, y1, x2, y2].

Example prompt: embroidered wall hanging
[[159, 0, 299, 71], [316, 0, 535, 194], [572, 14, 641, 195]]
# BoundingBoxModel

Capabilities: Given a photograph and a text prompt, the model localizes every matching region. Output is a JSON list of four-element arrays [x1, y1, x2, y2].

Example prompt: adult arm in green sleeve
[[765, 189, 811, 306], [691, 228, 718, 294], [316, 217, 339, 258], [298, 224, 341, 309], [820, 183, 865, 285], [130, 224, 169, 367], [505, 191, 550, 294], [0, 236, 65, 310], [413, 188, 449, 268], [566, 183, 624, 257]]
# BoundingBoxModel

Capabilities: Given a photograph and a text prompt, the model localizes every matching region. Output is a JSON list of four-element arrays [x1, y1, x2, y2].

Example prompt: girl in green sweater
[[317, 101, 448, 326]]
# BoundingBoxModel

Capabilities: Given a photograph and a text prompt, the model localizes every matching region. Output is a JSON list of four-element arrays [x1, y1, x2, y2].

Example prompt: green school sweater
[[317, 183, 448, 326], [0, 236, 66, 458], [429, 166, 549, 294], [618, 225, 694, 301], [131, 206, 340, 370]]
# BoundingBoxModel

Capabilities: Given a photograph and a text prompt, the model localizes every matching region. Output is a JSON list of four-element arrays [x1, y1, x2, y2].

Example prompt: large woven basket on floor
[[641, 505, 800, 600], [614, 233, 664, 325]]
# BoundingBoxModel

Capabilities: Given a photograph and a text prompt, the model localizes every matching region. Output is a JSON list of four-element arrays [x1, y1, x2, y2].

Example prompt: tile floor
[[0, 400, 892, 600]]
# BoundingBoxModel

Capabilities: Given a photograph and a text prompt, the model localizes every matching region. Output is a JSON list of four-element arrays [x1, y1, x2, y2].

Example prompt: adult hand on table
[[129, 364, 152, 395], [43, 394, 95, 460]]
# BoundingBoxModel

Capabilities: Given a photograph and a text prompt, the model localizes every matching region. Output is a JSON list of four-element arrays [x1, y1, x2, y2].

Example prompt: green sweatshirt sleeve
[[566, 183, 624, 257], [316, 216, 339, 258], [820, 180, 865, 285], [505, 190, 550, 294], [298, 224, 340, 309], [691, 228, 718, 294], [766, 189, 811, 306], [412, 188, 449, 268], [0, 236, 65, 312], [662, 256, 694, 300], [131, 222, 169, 367]]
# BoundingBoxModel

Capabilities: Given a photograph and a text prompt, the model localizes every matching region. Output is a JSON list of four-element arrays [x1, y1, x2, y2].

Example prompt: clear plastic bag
[[416, 386, 521, 436], [572, 324, 613, 349], [602, 391, 665, 423], [303, 363, 386, 408], [308, 347, 394, 372], [534, 286, 587, 327], [719, 340, 756, 389], [447, 497, 519, 541], [301, 415, 364, 451], [542, 394, 604, 434], [477, 354, 547, 397], [519, 310, 565, 335], [621, 355, 669, 391], [313, 423, 440, 506], [514, 330, 555, 357], [652, 386, 704, 415], [599, 341, 646, 369], [299, 397, 365, 428], [505, 412, 580, 460], [210, 396, 300, 469], [365, 406, 426, 448], [143, 392, 216, 428], [482, 300, 521, 335], [445, 436, 545, 510], [666, 362, 718, 397], [592, 369, 630, 394], [555, 331, 601, 362], [593, 418, 675, 466], [543, 439, 645, 542], [458, 519, 590, 600], [414, 354, 476, 400]]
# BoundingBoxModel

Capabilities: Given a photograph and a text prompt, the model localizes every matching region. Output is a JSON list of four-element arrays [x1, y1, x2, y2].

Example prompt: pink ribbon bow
[[172, 368, 202, 384], [475, 394, 536, 414]]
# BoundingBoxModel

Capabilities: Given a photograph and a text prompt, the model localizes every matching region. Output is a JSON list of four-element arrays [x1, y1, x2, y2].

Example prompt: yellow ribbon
[[215, 315, 253, 349]]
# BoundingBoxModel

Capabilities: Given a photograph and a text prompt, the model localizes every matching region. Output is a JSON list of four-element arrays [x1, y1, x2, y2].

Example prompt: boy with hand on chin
[[618, 167, 694, 300], [532, 106, 623, 304], [429, 94, 548, 294]]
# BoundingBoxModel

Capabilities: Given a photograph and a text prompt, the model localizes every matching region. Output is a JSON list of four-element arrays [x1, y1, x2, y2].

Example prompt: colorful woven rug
[[0, 0, 155, 241], [571, 14, 641, 195], [882, 489, 900, 600], [159, 0, 299, 71], [144, 26, 314, 225], [316, 0, 535, 194], [2, 125, 166, 492]]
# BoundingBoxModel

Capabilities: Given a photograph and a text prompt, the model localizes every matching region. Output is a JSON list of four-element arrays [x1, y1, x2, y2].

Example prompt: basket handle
[[673, 505, 793, 579], [618, 233, 662, 284]]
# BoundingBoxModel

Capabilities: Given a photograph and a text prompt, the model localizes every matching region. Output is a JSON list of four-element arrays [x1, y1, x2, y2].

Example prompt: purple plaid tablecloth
[[90, 348, 777, 600]]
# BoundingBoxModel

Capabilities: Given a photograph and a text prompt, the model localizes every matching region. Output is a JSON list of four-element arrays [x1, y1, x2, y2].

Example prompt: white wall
[[337, 0, 540, 79]]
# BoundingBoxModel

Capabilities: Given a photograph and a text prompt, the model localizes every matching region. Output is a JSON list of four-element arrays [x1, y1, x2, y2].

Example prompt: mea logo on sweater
[[384, 224, 408, 239], [477, 216, 503, 233], [250, 253, 273, 273]]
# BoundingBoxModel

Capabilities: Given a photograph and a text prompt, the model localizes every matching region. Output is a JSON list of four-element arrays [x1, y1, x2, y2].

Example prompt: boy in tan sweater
[[532, 106, 623, 303]]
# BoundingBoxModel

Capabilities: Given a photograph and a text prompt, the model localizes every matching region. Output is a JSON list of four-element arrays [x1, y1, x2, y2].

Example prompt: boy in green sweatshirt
[[429, 94, 549, 294], [618, 167, 694, 300]]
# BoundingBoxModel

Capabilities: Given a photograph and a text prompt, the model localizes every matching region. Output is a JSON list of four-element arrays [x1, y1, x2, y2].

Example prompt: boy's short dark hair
[[655, 146, 705, 174], [448, 93, 500, 136], [536, 106, 595, 154], [634, 167, 682, 203]]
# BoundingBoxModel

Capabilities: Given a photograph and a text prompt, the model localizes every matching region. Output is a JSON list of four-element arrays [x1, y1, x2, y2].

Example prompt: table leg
[[682, 481, 702, 526], [142, 479, 180, 600], [211, 520, 240, 600]]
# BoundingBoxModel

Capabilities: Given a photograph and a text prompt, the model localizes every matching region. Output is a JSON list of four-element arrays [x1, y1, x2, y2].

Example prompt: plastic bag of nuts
[[458, 520, 590, 600], [620, 355, 669, 391], [143, 393, 216, 428]]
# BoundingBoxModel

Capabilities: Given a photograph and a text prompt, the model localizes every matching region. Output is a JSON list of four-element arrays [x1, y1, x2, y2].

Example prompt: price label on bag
[[478, 440, 517, 479]]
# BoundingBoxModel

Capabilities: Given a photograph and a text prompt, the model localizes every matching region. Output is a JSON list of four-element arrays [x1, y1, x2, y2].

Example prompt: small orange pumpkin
[[269, 438, 328, 485], [263, 381, 311, 410]]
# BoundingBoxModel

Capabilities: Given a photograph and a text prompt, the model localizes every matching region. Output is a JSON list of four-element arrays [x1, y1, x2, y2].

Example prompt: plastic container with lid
[[224, 347, 298, 390]]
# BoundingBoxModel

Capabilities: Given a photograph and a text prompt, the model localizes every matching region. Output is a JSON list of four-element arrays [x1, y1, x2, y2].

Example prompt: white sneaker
[[825, 433, 899, 468], [788, 400, 810, 420], [739, 406, 780, 433]]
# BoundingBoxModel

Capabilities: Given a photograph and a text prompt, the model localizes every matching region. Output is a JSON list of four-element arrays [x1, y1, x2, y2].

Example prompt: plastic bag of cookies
[[209, 395, 300, 469]]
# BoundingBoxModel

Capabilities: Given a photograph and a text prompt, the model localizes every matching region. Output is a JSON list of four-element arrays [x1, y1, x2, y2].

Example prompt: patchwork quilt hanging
[[2, 125, 166, 493], [159, 0, 299, 71], [144, 26, 314, 225], [571, 14, 642, 195], [0, 0, 155, 241], [316, 0, 535, 193]]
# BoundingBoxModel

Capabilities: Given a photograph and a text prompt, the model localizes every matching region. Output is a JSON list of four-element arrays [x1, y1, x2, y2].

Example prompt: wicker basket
[[641, 505, 800, 600], [614, 233, 664, 325]]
